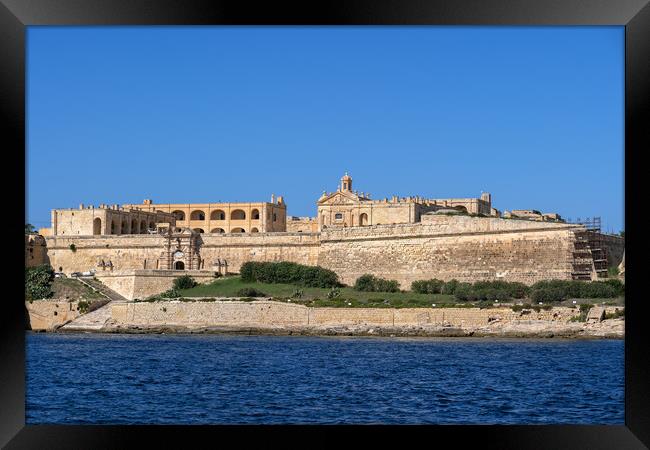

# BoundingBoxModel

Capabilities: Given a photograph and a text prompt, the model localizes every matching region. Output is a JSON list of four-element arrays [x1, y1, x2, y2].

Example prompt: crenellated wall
[[44, 216, 598, 288]]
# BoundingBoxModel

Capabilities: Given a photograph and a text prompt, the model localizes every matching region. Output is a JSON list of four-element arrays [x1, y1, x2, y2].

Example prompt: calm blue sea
[[25, 333, 624, 425]]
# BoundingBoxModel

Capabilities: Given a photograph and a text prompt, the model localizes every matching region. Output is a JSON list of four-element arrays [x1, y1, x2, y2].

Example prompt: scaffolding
[[568, 217, 608, 280]]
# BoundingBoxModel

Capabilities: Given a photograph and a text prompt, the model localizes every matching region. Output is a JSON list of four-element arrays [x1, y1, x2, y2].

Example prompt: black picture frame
[[3, 1, 648, 448]]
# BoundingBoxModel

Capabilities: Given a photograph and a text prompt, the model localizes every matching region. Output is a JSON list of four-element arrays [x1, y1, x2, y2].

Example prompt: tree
[[25, 223, 36, 234], [619, 230, 625, 238]]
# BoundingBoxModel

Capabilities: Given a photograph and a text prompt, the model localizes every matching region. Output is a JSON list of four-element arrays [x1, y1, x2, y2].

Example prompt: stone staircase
[[75, 276, 128, 302], [60, 277, 127, 331], [586, 306, 606, 323]]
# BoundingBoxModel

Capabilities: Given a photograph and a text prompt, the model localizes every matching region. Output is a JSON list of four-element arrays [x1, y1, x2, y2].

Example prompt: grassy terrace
[[163, 276, 623, 309], [174, 276, 454, 308]]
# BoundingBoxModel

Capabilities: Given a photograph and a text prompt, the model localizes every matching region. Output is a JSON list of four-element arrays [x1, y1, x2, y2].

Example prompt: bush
[[25, 264, 54, 300], [69, 244, 77, 252], [453, 282, 474, 301], [236, 287, 266, 297], [159, 289, 181, 298], [602, 278, 624, 295], [77, 300, 89, 314], [173, 275, 197, 290], [529, 280, 619, 301], [354, 274, 400, 293], [442, 279, 459, 295], [411, 279, 444, 294], [239, 261, 340, 288]]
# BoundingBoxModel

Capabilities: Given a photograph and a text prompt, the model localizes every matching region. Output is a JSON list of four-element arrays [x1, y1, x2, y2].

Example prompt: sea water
[[25, 333, 624, 424]]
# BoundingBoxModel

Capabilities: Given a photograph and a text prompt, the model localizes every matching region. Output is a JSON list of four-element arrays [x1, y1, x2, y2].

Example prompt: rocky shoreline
[[55, 317, 624, 339]]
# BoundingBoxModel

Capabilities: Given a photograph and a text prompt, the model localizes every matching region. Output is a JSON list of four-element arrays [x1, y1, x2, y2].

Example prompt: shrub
[[580, 281, 618, 299], [236, 287, 266, 297], [77, 300, 89, 314], [354, 274, 400, 293], [602, 278, 624, 295], [442, 279, 459, 295], [69, 244, 77, 252], [159, 289, 181, 298], [239, 261, 340, 288], [453, 282, 474, 301], [604, 308, 624, 320], [25, 264, 54, 300], [411, 279, 444, 294], [579, 303, 592, 313], [173, 275, 197, 290]]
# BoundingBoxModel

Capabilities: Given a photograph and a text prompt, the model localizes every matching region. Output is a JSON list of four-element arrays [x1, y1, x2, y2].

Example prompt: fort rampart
[[43, 216, 624, 289], [110, 301, 620, 330]]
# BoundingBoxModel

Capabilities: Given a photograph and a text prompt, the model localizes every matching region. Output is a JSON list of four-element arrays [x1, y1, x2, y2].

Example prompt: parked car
[[70, 272, 82, 277]]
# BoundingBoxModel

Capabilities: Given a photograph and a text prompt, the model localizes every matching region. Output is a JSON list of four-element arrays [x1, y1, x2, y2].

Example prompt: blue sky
[[26, 26, 624, 232]]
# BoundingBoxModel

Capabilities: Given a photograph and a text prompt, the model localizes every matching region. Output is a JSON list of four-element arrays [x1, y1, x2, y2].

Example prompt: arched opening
[[121, 221, 128, 234], [111, 220, 117, 235], [174, 261, 185, 270], [172, 210, 185, 221], [211, 228, 225, 233], [231, 209, 246, 220], [251, 209, 260, 220], [140, 220, 147, 233], [190, 210, 205, 221], [93, 218, 102, 235], [149, 222, 155, 231], [210, 210, 226, 220], [231, 227, 245, 233], [193, 228, 205, 233], [131, 220, 138, 234], [360, 213, 368, 226], [251, 227, 259, 233]]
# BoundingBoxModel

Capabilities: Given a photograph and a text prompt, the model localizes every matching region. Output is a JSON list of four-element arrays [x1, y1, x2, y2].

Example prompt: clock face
[[173, 250, 184, 260]]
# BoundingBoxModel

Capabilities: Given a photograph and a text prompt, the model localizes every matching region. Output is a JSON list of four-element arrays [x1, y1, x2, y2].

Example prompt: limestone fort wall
[[318, 216, 581, 287], [45, 216, 590, 288], [110, 301, 596, 329]]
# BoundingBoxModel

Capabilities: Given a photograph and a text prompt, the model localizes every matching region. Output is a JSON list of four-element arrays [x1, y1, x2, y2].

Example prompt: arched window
[[193, 228, 205, 233], [190, 210, 206, 221], [174, 261, 185, 270], [360, 213, 368, 226], [231, 210, 246, 220], [230, 227, 245, 233], [210, 228, 225, 233], [211, 210, 226, 220], [251, 209, 260, 220], [251, 227, 259, 233], [172, 210, 185, 221], [93, 218, 102, 235]]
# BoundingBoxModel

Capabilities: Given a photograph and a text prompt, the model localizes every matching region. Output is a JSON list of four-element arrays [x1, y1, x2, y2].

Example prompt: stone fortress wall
[[41, 214, 624, 290], [110, 300, 622, 330], [35, 173, 624, 290]]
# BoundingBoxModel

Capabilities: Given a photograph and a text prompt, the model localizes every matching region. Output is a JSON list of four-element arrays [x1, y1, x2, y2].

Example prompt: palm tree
[[25, 223, 36, 234]]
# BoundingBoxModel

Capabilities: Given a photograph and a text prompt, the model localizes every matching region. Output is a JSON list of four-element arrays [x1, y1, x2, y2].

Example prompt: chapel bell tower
[[340, 172, 353, 193]]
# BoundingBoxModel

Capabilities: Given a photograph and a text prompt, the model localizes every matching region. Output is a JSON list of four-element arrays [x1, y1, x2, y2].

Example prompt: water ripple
[[26, 334, 624, 425]]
